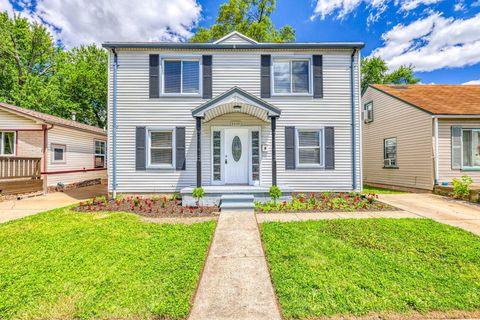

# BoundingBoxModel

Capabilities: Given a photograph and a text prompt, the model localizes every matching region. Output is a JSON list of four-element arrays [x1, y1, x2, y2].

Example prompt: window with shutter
[[148, 129, 175, 167], [163, 59, 200, 95], [296, 129, 323, 167], [462, 129, 480, 168], [272, 58, 311, 95]]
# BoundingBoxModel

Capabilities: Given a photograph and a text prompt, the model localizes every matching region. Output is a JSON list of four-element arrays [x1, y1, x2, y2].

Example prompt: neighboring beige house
[[362, 84, 480, 191], [0, 102, 107, 195]]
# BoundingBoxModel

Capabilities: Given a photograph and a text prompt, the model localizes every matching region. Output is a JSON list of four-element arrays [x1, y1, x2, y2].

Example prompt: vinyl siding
[[0, 109, 42, 130], [362, 87, 434, 190], [437, 118, 480, 184], [108, 49, 361, 192], [46, 126, 107, 186]]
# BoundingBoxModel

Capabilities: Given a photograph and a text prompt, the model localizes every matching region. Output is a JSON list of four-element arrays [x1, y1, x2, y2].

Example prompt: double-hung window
[[148, 129, 175, 167], [384, 138, 397, 168], [296, 129, 323, 167], [363, 101, 373, 123], [0, 131, 15, 155], [163, 59, 200, 94], [273, 58, 310, 94], [94, 140, 106, 168], [462, 129, 480, 168]]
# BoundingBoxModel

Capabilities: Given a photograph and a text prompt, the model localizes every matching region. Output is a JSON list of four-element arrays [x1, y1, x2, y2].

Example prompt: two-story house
[[102, 31, 363, 206]]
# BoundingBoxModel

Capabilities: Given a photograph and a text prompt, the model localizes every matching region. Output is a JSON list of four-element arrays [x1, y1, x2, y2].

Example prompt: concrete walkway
[[379, 193, 480, 235], [189, 211, 281, 320], [0, 184, 107, 223]]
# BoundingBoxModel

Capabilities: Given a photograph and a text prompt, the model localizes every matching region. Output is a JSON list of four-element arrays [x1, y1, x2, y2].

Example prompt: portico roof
[[191, 87, 281, 122]]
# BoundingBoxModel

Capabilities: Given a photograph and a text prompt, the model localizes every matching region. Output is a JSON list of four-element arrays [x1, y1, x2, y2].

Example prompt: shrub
[[269, 185, 282, 203], [192, 187, 205, 206], [452, 175, 473, 199]]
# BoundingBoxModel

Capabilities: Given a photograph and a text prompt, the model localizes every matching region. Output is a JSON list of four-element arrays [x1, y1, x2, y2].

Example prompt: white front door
[[225, 128, 249, 184]]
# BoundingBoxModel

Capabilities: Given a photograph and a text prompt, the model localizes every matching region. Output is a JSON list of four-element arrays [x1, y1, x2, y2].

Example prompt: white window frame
[[271, 56, 313, 96], [0, 131, 16, 156], [363, 101, 373, 123], [147, 127, 176, 169], [461, 128, 480, 169], [94, 140, 107, 168], [383, 137, 397, 168], [295, 128, 324, 168], [161, 56, 202, 96], [51, 143, 66, 164]]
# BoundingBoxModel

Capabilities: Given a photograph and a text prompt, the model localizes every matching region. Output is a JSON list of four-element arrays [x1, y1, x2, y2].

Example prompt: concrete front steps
[[220, 194, 254, 212]]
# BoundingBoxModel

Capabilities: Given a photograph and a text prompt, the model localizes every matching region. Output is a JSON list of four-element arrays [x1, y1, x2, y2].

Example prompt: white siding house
[[103, 31, 363, 196]]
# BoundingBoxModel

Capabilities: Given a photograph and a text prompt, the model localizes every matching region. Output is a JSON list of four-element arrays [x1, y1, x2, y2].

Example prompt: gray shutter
[[202, 55, 212, 99], [176, 127, 186, 170], [313, 55, 323, 98], [325, 127, 335, 169], [285, 126, 295, 170], [149, 55, 159, 98], [261, 55, 271, 98], [136, 127, 146, 170], [451, 126, 462, 169]]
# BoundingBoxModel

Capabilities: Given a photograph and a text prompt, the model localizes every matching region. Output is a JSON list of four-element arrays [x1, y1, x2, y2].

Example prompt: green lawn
[[0, 208, 215, 319], [260, 219, 480, 319], [363, 184, 407, 194]]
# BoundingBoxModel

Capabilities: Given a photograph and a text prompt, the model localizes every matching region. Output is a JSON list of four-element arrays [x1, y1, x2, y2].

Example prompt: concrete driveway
[[0, 184, 107, 223], [379, 193, 480, 235]]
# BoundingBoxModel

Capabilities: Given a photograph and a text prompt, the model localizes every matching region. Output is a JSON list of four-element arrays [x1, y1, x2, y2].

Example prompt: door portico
[[191, 87, 281, 188]]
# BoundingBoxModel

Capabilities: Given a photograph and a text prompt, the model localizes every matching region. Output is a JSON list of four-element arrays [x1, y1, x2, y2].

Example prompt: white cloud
[[310, 0, 441, 20], [398, 0, 442, 11], [463, 79, 480, 85], [371, 12, 480, 72], [0, 0, 202, 48], [454, 1, 466, 11]]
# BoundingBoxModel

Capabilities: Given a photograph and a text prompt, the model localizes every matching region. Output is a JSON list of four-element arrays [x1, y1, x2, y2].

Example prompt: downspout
[[112, 49, 118, 199], [350, 48, 358, 191], [433, 116, 439, 185]]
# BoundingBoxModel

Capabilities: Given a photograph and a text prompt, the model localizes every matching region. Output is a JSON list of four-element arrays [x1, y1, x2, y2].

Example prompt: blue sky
[[2, 0, 479, 84]]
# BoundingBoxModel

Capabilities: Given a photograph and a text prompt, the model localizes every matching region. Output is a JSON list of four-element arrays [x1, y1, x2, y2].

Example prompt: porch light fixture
[[233, 105, 242, 111]]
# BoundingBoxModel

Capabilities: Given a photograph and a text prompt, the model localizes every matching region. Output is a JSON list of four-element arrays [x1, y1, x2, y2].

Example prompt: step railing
[[0, 157, 42, 180]]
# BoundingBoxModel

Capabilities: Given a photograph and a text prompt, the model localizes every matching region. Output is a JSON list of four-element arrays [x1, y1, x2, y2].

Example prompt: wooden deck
[[0, 157, 43, 196]]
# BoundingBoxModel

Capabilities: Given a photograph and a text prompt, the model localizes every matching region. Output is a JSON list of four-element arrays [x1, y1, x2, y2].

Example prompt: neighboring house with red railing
[[0, 102, 107, 196]]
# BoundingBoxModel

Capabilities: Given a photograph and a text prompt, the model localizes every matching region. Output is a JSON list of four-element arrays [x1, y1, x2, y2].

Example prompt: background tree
[[190, 0, 295, 43], [0, 12, 107, 128], [361, 56, 420, 92]]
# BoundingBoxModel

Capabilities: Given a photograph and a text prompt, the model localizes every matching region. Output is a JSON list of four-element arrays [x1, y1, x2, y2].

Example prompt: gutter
[[351, 48, 358, 191], [102, 42, 365, 50], [112, 49, 118, 199]]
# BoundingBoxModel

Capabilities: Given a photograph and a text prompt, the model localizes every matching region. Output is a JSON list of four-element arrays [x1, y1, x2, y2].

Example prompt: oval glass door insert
[[232, 136, 242, 162]]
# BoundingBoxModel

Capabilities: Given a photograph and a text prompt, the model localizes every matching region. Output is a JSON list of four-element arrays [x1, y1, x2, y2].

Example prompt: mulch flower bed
[[255, 192, 395, 213], [74, 196, 219, 217]]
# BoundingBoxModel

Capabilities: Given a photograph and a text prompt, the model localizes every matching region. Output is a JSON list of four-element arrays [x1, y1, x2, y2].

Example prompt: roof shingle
[[0, 102, 106, 135], [370, 84, 480, 115]]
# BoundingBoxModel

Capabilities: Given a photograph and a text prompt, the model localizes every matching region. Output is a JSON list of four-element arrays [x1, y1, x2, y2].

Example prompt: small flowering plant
[[255, 192, 391, 213], [75, 194, 219, 217]]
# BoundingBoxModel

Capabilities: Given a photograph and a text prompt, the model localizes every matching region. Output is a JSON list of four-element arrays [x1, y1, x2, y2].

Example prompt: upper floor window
[[94, 140, 106, 168], [163, 59, 200, 94], [0, 131, 15, 156], [273, 58, 310, 95], [363, 101, 373, 123]]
